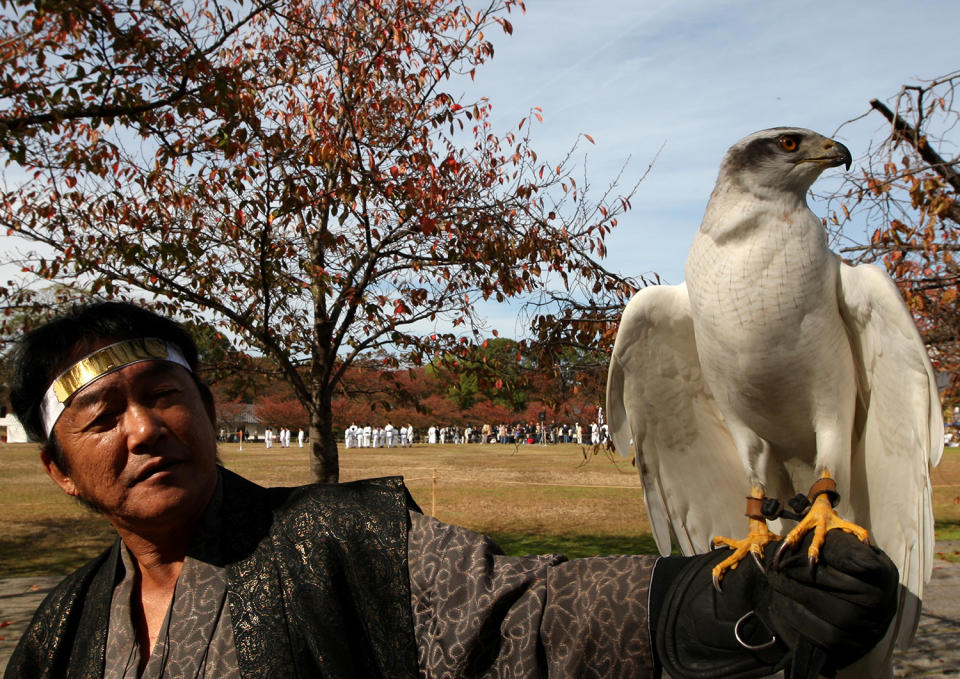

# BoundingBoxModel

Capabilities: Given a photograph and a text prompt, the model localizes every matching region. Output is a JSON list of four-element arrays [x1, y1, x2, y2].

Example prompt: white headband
[[40, 338, 191, 438]]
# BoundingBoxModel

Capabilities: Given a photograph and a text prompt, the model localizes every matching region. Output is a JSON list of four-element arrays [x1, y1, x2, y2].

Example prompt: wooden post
[[432, 468, 438, 516]]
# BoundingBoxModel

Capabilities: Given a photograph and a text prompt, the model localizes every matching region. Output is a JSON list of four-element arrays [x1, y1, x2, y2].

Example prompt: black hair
[[8, 301, 210, 471]]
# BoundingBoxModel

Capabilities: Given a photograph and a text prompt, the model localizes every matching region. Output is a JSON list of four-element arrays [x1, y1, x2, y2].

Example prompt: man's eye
[[152, 387, 183, 403], [89, 410, 121, 430]]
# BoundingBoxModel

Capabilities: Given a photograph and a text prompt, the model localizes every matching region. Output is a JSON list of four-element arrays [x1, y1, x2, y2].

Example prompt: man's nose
[[124, 403, 165, 449]]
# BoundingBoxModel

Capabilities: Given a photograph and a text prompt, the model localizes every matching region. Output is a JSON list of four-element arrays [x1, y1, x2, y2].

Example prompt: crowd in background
[[343, 423, 414, 448], [340, 420, 610, 447], [220, 417, 612, 449]]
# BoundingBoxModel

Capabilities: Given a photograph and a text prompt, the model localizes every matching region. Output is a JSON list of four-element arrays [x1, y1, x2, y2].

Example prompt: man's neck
[[120, 538, 185, 672]]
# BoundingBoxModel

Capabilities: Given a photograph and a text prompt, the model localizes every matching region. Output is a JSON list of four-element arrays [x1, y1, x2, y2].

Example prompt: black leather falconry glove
[[651, 531, 899, 679]]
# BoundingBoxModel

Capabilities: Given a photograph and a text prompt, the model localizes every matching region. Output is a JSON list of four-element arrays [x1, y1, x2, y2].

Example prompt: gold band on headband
[[40, 338, 191, 437]]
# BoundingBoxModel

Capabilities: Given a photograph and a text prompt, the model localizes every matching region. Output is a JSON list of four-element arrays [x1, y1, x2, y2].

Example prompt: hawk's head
[[718, 127, 851, 197]]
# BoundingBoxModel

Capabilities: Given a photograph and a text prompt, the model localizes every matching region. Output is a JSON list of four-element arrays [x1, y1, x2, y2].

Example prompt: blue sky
[[462, 0, 960, 302], [4, 1, 958, 343]]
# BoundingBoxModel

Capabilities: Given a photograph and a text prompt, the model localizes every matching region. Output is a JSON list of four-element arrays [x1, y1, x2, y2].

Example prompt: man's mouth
[[134, 457, 183, 483]]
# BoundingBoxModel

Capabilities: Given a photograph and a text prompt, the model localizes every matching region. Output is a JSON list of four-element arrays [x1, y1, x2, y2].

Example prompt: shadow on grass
[[487, 532, 662, 559], [0, 517, 115, 577]]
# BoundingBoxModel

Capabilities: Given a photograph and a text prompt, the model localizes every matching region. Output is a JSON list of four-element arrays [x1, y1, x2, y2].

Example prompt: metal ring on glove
[[734, 611, 778, 651]]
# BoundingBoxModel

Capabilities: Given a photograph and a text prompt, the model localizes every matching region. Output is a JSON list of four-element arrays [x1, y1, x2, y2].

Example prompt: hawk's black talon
[[774, 540, 792, 570]]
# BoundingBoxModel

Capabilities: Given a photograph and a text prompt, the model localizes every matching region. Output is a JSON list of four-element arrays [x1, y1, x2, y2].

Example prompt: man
[[6, 302, 897, 679]]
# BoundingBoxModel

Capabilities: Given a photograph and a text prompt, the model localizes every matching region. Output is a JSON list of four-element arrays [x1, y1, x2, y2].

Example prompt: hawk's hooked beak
[[803, 139, 851, 170], [829, 140, 852, 170]]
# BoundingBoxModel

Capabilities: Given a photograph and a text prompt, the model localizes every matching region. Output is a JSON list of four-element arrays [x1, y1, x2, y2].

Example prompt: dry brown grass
[[2, 441, 958, 576]]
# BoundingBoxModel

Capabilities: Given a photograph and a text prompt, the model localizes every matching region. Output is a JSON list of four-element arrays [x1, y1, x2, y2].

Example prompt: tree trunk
[[308, 394, 340, 483]]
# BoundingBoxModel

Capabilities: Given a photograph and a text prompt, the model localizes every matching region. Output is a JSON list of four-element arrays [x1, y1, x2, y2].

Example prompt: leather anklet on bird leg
[[775, 472, 870, 568], [710, 489, 781, 591]]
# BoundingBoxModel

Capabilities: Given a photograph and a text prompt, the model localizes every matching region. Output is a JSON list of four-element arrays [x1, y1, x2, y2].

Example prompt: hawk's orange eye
[[778, 135, 800, 152]]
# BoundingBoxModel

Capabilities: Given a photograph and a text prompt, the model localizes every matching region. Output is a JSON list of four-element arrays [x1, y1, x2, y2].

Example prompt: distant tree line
[[209, 337, 607, 436]]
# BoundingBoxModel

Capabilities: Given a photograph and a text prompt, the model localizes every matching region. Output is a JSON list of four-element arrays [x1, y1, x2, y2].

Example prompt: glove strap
[[787, 637, 831, 679]]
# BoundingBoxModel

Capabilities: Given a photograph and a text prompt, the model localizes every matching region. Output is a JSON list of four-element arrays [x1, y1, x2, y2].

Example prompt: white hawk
[[606, 127, 942, 674]]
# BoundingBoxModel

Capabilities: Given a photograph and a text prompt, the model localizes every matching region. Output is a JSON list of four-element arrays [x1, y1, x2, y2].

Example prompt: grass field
[[2, 441, 959, 576]]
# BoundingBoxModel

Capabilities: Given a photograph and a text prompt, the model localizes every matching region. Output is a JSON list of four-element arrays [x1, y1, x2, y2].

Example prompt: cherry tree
[[825, 70, 960, 406], [0, 0, 638, 480]]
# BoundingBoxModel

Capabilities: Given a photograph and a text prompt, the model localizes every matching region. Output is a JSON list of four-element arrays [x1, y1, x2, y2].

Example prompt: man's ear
[[41, 449, 78, 497]]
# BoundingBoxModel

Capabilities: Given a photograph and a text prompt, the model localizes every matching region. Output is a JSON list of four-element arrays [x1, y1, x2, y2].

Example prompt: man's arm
[[407, 511, 658, 678], [408, 512, 898, 679]]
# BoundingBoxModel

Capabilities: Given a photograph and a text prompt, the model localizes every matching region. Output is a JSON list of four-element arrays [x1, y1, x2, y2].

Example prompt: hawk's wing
[[606, 283, 749, 556], [837, 261, 943, 647]]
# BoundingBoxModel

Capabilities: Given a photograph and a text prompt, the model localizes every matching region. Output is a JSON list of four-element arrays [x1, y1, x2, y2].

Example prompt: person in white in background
[[363, 424, 372, 448], [265, 427, 274, 449], [428, 425, 437, 444], [385, 423, 394, 448], [298, 428, 304, 448]]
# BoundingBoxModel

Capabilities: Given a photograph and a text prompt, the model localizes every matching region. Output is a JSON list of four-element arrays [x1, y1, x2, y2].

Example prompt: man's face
[[45, 354, 218, 534]]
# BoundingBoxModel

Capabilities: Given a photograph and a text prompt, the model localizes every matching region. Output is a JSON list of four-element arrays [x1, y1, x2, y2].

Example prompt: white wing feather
[[606, 283, 749, 556], [837, 261, 942, 649]]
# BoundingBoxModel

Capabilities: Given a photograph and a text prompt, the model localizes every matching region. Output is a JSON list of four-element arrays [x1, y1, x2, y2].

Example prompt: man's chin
[[114, 473, 216, 529]]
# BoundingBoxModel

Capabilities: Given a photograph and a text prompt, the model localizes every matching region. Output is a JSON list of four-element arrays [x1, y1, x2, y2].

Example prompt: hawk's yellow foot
[[710, 490, 780, 591], [775, 473, 869, 568]]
